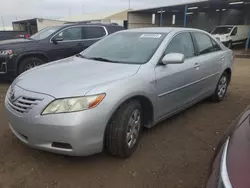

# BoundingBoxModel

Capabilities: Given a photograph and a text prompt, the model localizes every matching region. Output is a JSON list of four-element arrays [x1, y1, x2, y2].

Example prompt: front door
[[155, 32, 201, 119], [48, 26, 87, 61]]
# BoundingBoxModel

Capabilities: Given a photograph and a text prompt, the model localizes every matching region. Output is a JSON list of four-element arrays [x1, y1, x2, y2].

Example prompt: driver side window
[[55, 27, 82, 41], [164, 32, 195, 59]]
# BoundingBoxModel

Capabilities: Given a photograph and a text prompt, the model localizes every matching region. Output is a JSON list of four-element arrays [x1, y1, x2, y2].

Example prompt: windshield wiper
[[84, 56, 120, 63], [76, 55, 124, 63]]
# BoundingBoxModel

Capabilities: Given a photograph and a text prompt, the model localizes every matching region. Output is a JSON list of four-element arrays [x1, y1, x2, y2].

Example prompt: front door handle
[[76, 42, 83, 46], [220, 56, 225, 60], [194, 63, 200, 69]]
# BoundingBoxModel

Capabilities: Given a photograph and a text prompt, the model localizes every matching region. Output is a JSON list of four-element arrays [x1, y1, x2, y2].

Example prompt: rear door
[[48, 26, 85, 61], [155, 32, 202, 119], [81, 26, 107, 49], [191, 32, 225, 96]]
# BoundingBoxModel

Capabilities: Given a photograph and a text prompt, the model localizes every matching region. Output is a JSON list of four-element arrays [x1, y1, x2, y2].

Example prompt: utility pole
[[129, 0, 131, 9]]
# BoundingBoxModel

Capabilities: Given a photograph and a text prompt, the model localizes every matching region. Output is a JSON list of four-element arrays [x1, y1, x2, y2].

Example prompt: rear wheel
[[211, 72, 229, 102], [18, 57, 45, 75], [105, 100, 142, 158]]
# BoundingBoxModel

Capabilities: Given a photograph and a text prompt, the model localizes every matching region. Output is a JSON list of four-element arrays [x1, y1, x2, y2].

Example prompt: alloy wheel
[[126, 109, 141, 149], [218, 76, 228, 99]]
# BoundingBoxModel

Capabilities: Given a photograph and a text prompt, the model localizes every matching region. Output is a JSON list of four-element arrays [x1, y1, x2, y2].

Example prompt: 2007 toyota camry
[[5, 28, 233, 158]]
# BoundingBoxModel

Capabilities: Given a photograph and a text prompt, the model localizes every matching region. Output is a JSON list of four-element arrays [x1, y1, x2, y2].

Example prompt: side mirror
[[162, 53, 185, 65], [52, 37, 63, 44]]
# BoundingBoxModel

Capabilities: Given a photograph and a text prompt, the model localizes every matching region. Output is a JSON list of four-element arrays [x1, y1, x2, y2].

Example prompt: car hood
[[0, 38, 35, 46], [14, 56, 140, 98]]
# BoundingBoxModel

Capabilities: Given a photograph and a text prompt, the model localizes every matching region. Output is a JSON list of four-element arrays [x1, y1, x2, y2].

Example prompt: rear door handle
[[194, 63, 200, 69]]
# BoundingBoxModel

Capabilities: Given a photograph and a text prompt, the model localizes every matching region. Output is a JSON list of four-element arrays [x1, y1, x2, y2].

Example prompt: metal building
[[128, 0, 250, 32]]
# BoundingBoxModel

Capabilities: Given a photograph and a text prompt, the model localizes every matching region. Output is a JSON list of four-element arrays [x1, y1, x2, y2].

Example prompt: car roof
[[62, 23, 123, 28], [121, 27, 205, 34]]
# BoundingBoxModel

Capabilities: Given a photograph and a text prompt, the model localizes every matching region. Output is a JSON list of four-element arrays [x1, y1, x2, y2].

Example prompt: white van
[[211, 25, 250, 48]]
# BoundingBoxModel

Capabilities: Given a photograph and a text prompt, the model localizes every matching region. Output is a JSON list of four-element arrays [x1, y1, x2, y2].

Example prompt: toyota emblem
[[9, 88, 15, 101]]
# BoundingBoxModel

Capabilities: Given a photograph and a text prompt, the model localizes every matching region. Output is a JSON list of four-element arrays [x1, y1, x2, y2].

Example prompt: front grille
[[7, 95, 43, 113]]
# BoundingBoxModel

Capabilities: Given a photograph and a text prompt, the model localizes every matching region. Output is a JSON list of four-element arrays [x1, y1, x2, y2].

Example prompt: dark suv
[[0, 23, 123, 78]]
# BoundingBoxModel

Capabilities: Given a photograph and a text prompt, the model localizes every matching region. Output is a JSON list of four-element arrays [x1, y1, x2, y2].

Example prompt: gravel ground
[[0, 58, 250, 188]]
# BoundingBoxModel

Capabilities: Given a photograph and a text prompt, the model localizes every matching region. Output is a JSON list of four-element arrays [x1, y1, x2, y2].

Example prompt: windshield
[[211, 27, 233, 35], [30, 26, 63, 40], [81, 32, 166, 64]]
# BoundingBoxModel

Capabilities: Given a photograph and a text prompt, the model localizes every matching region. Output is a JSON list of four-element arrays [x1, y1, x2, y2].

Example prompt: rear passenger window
[[82, 26, 106, 39], [193, 33, 214, 55], [164, 32, 195, 59]]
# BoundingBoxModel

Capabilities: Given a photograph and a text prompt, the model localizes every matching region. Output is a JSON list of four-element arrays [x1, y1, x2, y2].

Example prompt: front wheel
[[228, 41, 233, 49], [18, 57, 45, 75], [211, 73, 229, 102], [105, 100, 142, 158]]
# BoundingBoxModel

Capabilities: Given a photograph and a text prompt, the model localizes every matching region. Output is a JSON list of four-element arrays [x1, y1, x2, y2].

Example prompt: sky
[[0, 0, 198, 27]]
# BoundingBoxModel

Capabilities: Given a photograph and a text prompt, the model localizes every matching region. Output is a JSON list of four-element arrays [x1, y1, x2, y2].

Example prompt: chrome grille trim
[[7, 95, 43, 114]]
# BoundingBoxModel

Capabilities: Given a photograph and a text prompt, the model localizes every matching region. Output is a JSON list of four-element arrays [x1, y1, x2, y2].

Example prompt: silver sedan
[[5, 27, 234, 158]]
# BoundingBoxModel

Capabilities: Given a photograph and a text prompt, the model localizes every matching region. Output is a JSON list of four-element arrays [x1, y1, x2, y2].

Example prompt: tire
[[211, 72, 229, 102], [18, 57, 45, 75], [105, 100, 142, 158], [228, 41, 233, 49]]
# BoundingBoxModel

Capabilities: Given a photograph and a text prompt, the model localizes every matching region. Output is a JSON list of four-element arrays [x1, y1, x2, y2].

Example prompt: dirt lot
[[0, 59, 250, 188]]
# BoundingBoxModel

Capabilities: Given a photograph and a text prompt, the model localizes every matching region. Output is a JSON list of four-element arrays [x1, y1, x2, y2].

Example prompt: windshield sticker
[[140, 34, 162, 38]]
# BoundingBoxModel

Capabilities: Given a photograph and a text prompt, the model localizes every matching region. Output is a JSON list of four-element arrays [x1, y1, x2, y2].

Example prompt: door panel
[[192, 52, 223, 96], [48, 41, 84, 61], [155, 58, 201, 119], [154, 32, 201, 119]]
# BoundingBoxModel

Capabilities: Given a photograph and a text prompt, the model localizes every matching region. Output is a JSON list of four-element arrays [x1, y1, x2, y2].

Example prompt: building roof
[[129, 0, 250, 13], [12, 18, 66, 25], [63, 9, 131, 22], [129, 0, 209, 12]]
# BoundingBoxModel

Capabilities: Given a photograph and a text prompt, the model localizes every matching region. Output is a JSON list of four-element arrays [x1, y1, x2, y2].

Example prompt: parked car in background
[[211, 25, 250, 48], [206, 105, 250, 188], [0, 23, 124, 78], [5, 27, 233, 158]]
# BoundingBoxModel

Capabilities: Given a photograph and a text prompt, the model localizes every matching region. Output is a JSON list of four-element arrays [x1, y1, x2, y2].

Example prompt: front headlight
[[0, 50, 12, 56], [217, 139, 232, 188], [42, 94, 105, 115]]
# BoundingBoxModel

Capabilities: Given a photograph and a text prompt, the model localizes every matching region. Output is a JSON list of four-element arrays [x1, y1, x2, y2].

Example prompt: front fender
[[86, 76, 156, 127], [15, 51, 49, 66]]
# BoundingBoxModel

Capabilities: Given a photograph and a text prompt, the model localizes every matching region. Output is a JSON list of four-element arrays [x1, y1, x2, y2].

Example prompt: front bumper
[[4, 85, 108, 156]]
